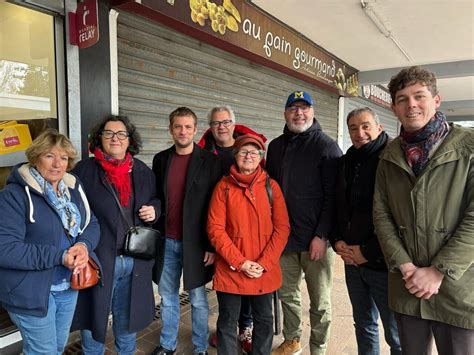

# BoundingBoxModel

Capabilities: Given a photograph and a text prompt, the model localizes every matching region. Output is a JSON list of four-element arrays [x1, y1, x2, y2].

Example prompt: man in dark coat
[[267, 91, 341, 355], [151, 107, 222, 355], [330, 107, 401, 354]]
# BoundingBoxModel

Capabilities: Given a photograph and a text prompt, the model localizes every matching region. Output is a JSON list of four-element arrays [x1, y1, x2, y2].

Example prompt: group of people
[[0, 65, 471, 355]]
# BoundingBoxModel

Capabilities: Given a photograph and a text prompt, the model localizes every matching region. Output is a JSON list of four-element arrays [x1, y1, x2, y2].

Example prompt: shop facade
[[0, 0, 357, 351]]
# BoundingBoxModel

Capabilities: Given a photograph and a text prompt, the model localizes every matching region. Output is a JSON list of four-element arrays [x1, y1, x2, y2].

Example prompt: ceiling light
[[361, 0, 412, 61]]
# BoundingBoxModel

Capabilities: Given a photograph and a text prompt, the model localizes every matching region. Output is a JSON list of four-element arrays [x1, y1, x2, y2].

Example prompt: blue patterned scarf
[[30, 167, 81, 238], [399, 111, 449, 176]]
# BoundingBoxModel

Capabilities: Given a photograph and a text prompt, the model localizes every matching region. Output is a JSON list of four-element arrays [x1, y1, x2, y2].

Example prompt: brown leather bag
[[70, 257, 100, 290]]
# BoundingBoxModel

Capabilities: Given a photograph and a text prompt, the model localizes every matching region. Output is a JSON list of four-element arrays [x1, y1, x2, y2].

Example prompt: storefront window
[[0, 0, 58, 182]]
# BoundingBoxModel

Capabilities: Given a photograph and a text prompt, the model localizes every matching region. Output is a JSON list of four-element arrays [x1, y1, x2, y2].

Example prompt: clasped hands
[[240, 260, 264, 278], [335, 241, 367, 266], [63, 243, 89, 275], [399, 262, 444, 300]]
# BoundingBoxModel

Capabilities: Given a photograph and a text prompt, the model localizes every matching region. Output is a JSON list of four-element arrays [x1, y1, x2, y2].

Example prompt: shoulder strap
[[104, 176, 132, 230], [265, 174, 273, 209]]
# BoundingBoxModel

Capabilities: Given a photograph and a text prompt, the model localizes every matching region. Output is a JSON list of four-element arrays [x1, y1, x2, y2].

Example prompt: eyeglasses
[[210, 120, 233, 128], [102, 130, 129, 140], [286, 105, 311, 113], [237, 150, 263, 158]]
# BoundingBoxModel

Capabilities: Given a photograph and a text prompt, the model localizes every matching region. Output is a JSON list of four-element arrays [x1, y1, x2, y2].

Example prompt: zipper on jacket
[[409, 190, 420, 264]]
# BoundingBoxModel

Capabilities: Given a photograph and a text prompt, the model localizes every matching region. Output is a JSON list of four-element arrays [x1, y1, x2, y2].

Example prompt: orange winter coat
[[207, 166, 290, 295]]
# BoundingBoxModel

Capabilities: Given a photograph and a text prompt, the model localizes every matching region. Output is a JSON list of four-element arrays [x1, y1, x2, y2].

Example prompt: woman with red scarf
[[207, 135, 290, 355], [70, 116, 161, 354]]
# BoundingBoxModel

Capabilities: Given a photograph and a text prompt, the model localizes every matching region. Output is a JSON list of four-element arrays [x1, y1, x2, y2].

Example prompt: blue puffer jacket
[[0, 163, 100, 317]]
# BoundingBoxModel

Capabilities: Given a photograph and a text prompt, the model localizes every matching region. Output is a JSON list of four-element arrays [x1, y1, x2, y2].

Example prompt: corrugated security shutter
[[341, 97, 400, 152], [117, 12, 339, 165]]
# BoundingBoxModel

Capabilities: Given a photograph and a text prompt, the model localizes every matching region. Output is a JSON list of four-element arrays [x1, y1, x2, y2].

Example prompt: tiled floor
[[64, 257, 393, 355]]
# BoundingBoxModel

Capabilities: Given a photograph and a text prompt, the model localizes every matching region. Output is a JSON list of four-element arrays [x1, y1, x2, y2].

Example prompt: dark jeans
[[216, 292, 273, 355], [239, 296, 253, 328], [345, 265, 401, 355], [395, 313, 474, 355]]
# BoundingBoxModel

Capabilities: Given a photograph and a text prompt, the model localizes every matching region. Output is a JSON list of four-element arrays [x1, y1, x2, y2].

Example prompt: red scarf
[[229, 164, 261, 187], [94, 148, 133, 206]]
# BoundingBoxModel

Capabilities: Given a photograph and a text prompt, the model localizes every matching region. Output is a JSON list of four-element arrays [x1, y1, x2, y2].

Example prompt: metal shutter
[[117, 12, 339, 165]]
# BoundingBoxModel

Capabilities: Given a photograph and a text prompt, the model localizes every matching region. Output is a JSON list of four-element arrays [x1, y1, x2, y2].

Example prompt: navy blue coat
[[0, 163, 100, 317], [71, 157, 161, 343], [266, 120, 342, 252]]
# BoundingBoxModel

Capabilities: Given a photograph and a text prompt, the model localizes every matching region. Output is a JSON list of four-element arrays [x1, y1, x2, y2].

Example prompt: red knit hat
[[233, 134, 266, 151]]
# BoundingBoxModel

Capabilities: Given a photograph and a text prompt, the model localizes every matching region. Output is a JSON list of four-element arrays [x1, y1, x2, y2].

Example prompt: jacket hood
[[6, 163, 91, 231], [7, 163, 78, 194], [197, 124, 267, 153]]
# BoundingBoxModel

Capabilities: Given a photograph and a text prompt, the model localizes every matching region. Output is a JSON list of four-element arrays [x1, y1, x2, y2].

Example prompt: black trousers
[[216, 291, 273, 355], [395, 312, 474, 355]]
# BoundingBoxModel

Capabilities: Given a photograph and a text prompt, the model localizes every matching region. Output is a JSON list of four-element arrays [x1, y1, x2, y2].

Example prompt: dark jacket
[[0, 163, 100, 317], [266, 119, 342, 252], [71, 157, 161, 343], [331, 132, 389, 270], [198, 124, 267, 173], [152, 144, 222, 290]]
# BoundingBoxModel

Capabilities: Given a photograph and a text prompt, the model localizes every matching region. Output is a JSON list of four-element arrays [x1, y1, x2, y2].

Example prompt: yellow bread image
[[223, 0, 241, 23]]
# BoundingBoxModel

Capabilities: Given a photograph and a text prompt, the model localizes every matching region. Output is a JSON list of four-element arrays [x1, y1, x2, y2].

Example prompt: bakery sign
[[112, 0, 359, 96], [362, 84, 392, 109]]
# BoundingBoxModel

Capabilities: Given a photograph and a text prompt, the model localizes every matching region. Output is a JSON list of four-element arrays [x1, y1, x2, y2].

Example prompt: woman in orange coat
[[207, 134, 290, 355]]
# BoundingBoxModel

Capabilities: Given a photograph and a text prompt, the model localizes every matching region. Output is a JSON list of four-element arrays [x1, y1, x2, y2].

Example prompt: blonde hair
[[26, 129, 77, 169]]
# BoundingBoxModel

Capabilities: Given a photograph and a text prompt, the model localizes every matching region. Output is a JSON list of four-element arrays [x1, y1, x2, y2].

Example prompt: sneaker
[[209, 331, 217, 348], [238, 326, 253, 353], [271, 338, 302, 355], [151, 345, 176, 355]]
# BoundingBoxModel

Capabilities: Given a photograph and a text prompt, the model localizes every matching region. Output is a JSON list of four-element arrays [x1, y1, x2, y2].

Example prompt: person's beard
[[286, 118, 313, 133]]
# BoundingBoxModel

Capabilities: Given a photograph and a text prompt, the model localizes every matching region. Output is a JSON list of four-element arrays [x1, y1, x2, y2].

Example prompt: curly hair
[[88, 115, 142, 156], [26, 129, 77, 170], [388, 66, 438, 103]]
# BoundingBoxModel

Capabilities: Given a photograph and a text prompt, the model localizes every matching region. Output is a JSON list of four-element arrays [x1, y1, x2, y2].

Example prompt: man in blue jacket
[[267, 91, 341, 355]]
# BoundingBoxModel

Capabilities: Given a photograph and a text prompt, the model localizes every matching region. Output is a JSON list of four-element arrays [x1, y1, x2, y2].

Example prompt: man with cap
[[198, 105, 267, 352], [373, 66, 474, 354], [267, 91, 342, 355]]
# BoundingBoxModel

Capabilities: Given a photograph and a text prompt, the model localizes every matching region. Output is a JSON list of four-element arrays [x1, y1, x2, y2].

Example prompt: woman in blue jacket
[[0, 129, 100, 355]]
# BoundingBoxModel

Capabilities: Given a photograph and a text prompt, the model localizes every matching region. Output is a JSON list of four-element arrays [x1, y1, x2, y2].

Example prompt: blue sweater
[[0, 163, 100, 317]]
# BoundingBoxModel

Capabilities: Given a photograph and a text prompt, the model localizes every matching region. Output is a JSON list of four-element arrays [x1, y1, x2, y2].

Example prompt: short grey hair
[[346, 107, 380, 125], [207, 105, 236, 125]]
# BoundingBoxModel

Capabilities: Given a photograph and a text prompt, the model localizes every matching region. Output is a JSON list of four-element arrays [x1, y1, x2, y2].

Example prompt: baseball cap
[[285, 91, 314, 108]]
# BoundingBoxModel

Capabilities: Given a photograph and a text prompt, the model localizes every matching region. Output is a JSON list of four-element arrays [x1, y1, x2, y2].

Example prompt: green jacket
[[373, 124, 474, 329]]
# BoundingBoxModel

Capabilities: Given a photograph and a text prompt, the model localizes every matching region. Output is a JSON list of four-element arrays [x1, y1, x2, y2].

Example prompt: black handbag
[[124, 225, 160, 260], [106, 178, 161, 260]]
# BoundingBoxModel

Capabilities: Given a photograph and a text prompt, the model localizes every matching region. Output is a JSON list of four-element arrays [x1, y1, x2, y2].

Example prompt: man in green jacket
[[373, 66, 474, 355]]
